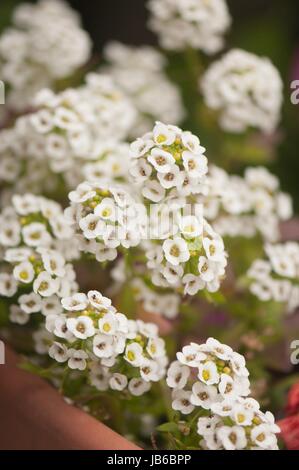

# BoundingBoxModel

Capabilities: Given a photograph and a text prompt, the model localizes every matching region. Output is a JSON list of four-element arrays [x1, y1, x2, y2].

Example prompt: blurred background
[[1, 0, 299, 210]]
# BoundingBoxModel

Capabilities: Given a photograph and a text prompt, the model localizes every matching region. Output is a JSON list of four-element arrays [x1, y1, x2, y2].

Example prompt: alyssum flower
[[166, 338, 250, 414], [0, 193, 75, 255], [147, 0, 231, 55], [66, 181, 146, 262], [0, 0, 92, 112], [1, 245, 77, 325], [46, 290, 168, 396], [248, 241, 299, 313], [201, 49, 283, 133], [130, 122, 208, 203], [145, 210, 227, 295], [196, 165, 293, 243], [196, 397, 280, 450]]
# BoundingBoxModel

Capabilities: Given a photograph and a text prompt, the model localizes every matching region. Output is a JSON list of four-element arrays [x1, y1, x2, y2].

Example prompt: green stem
[[159, 380, 173, 423]]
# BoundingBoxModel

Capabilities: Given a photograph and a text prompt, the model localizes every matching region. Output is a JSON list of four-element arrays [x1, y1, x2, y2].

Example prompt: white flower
[[140, 358, 159, 382], [109, 373, 128, 391], [147, 337, 166, 359], [182, 274, 205, 295], [12, 194, 40, 215], [251, 424, 277, 449], [69, 183, 96, 203], [0, 220, 21, 246], [217, 425, 247, 450], [0, 273, 18, 297], [152, 122, 176, 145], [230, 352, 249, 377], [125, 342, 145, 367], [198, 256, 216, 282], [166, 361, 190, 389], [163, 237, 190, 265], [49, 342, 68, 363], [89, 363, 110, 391], [53, 316, 73, 341], [22, 223, 51, 247], [131, 137, 154, 158], [157, 165, 183, 189], [68, 349, 89, 370], [40, 249, 65, 277], [172, 390, 195, 415], [33, 271, 59, 297], [203, 237, 225, 262], [30, 109, 54, 134], [130, 158, 152, 182], [177, 344, 206, 367], [218, 374, 239, 399], [18, 292, 41, 314], [182, 151, 207, 178], [211, 399, 235, 417], [4, 247, 32, 263], [61, 293, 88, 311], [98, 312, 118, 335], [179, 215, 202, 238], [232, 402, 254, 426], [128, 378, 151, 396], [13, 261, 35, 284], [162, 263, 184, 285], [93, 334, 114, 359], [201, 49, 283, 133], [142, 180, 165, 202], [41, 296, 63, 316], [94, 198, 117, 222], [198, 361, 219, 385], [9, 304, 29, 325], [181, 131, 203, 153], [197, 416, 221, 436], [148, 0, 231, 54], [79, 214, 104, 240], [148, 148, 175, 173], [191, 382, 219, 409], [205, 337, 233, 361], [67, 316, 95, 339], [87, 290, 112, 311]]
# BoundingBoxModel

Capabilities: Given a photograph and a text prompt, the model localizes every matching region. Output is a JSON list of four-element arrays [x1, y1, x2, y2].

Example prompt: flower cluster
[[147, 0, 231, 54], [144, 210, 227, 296], [167, 339, 250, 416], [0, 0, 91, 111], [0, 193, 76, 252], [165, 340, 279, 450], [26, 74, 136, 176], [0, 119, 62, 203], [0, 245, 78, 325], [66, 181, 146, 262], [197, 397, 279, 449], [46, 290, 168, 396], [103, 41, 185, 137], [201, 49, 283, 133], [248, 242, 299, 313], [197, 165, 292, 242], [130, 122, 208, 203]]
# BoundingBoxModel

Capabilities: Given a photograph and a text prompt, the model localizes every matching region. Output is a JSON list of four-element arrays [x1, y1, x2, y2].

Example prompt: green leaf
[[156, 422, 179, 433]]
